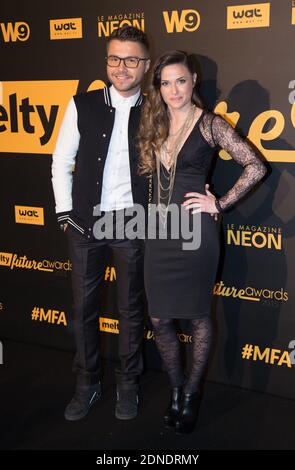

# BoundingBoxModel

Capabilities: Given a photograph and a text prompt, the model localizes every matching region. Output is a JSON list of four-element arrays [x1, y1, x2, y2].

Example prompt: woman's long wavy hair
[[138, 50, 203, 175]]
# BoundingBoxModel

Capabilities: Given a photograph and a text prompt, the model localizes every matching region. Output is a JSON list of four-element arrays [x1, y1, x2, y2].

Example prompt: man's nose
[[118, 59, 128, 71]]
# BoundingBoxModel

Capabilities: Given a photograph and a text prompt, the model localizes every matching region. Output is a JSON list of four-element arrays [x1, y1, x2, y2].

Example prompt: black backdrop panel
[[0, 0, 295, 400]]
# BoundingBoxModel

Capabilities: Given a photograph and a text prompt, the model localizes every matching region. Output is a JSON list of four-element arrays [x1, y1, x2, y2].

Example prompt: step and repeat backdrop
[[0, 0, 295, 399]]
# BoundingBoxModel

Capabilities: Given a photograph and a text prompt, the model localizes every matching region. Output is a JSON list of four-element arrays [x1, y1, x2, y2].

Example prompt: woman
[[138, 50, 267, 434]]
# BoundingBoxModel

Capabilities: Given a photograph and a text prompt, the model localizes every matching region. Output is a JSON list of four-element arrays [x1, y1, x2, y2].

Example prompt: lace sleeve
[[209, 114, 267, 211]]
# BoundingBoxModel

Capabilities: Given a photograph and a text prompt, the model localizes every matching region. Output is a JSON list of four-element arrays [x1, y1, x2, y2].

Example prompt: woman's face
[[159, 63, 196, 111]]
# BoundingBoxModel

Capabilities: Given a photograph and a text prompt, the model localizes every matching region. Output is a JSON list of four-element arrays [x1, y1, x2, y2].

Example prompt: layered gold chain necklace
[[156, 104, 196, 226]]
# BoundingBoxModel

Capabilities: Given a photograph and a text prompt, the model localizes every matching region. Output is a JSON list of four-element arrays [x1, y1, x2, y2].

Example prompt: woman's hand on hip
[[182, 184, 219, 220]]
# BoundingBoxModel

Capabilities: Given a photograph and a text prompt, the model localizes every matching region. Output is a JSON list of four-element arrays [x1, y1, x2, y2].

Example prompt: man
[[51, 26, 150, 421]]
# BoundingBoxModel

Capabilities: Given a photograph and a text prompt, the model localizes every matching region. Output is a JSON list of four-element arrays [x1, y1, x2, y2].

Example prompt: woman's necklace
[[156, 104, 196, 227]]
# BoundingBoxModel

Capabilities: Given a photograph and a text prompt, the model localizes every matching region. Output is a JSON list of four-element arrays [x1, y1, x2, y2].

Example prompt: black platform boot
[[163, 387, 183, 429], [175, 391, 201, 434]]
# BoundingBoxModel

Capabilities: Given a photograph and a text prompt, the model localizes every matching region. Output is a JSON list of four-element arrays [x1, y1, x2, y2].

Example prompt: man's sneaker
[[64, 382, 102, 421], [115, 387, 139, 420]]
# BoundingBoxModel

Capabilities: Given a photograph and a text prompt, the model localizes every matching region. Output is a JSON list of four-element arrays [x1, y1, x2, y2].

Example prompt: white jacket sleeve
[[51, 97, 80, 217]]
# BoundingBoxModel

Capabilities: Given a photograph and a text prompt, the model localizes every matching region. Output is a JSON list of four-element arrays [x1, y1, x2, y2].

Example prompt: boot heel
[[164, 387, 182, 429], [175, 391, 201, 434]]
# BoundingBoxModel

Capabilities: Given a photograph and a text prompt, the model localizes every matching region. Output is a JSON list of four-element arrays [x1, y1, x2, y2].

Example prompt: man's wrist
[[57, 211, 70, 231]]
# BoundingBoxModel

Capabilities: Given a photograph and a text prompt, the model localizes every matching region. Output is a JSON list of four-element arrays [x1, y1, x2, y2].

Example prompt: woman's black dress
[[144, 111, 266, 319]]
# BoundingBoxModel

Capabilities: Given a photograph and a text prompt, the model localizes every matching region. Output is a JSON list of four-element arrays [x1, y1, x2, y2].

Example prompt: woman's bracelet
[[214, 199, 223, 214]]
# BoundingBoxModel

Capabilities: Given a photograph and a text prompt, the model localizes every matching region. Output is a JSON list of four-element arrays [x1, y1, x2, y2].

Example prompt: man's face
[[106, 39, 150, 97]]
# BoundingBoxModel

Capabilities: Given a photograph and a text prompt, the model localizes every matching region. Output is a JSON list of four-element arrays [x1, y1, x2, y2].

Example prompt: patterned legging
[[151, 316, 213, 394]]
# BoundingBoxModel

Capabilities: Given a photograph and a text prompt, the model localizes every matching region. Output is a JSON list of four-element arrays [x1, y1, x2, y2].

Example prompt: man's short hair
[[107, 25, 149, 54]]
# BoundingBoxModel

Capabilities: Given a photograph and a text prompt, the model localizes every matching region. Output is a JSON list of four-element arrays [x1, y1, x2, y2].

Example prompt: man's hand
[[60, 223, 68, 232]]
